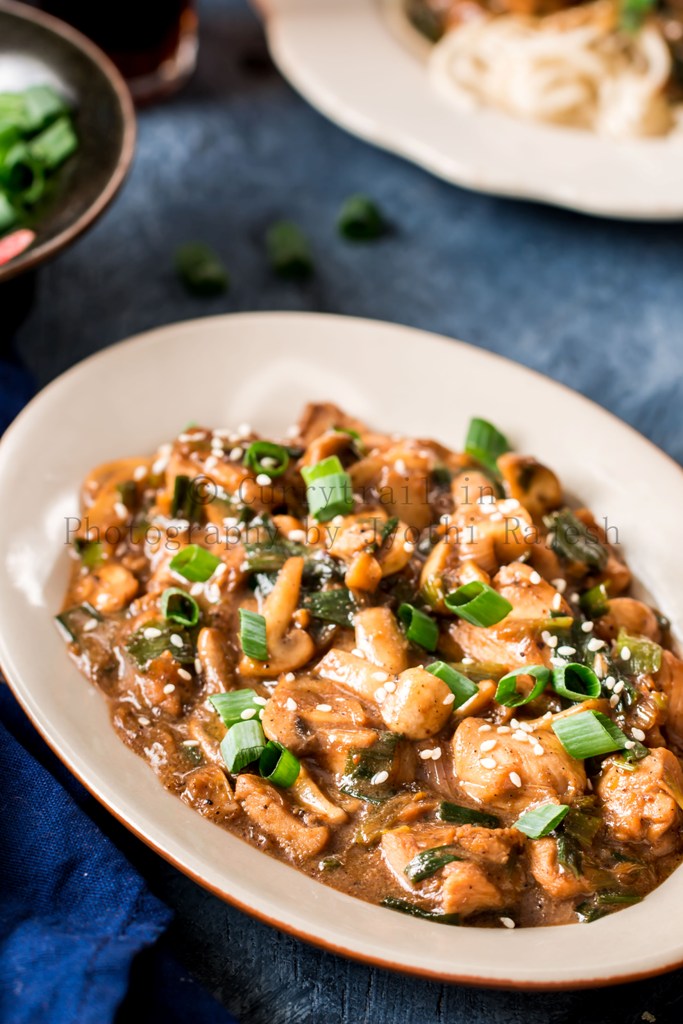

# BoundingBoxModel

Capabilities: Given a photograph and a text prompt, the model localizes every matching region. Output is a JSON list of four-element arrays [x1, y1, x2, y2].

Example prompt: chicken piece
[[528, 837, 592, 899], [235, 774, 329, 861], [353, 607, 408, 676], [326, 512, 413, 577], [655, 651, 683, 749], [444, 619, 546, 672], [596, 598, 661, 644], [135, 651, 196, 718], [296, 401, 367, 446], [71, 562, 139, 613], [494, 562, 571, 623], [290, 765, 348, 825], [316, 648, 384, 703], [596, 747, 683, 854], [349, 445, 435, 531], [453, 716, 586, 814], [181, 765, 239, 825], [380, 667, 453, 740]]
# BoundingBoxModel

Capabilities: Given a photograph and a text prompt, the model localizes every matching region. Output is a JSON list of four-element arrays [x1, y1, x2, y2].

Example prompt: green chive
[[337, 194, 387, 241], [426, 661, 478, 706], [175, 242, 229, 296], [239, 608, 268, 661], [301, 587, 356, 627], [579, 582, 610, 618], [220, 719, 266, 773], [244, 440, 290, 478], [552, 663, 601, 703], [465, 417, 510, 475], [398, 603, 439, 652], [551, 711, 629, 760], [404, 845, 461, 883], [259, 740, 301, 787], [513, 803, 569, 839], [170, 545, 221, 582], [210, 689, 263, 728], [445, 581, 512, 627], [171, 474, 199, 521], [266, 220, 313, 278], [160, 587, 200, 627], [495, 665, 549, 708], [616, 628, 662, 675], [544, 509, 608, 570], [437, 802, 500, 828]]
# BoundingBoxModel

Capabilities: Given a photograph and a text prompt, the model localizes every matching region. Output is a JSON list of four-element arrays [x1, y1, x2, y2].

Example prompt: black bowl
[[0, 0, 136, 283]]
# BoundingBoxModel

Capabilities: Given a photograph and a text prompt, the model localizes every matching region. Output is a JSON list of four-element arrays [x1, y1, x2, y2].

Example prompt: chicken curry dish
[[58, 404, 683, 929]]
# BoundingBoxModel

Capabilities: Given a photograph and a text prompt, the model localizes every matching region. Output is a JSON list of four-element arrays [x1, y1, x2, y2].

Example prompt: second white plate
[[255, 0, 683, 220]]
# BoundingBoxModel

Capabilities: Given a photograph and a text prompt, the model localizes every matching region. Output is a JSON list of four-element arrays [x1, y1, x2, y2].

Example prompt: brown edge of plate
[[0, 0, 136, 284]]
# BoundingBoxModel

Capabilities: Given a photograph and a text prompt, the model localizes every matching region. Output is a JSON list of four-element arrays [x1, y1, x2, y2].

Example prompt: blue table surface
[[10, 0, 683, 1020]]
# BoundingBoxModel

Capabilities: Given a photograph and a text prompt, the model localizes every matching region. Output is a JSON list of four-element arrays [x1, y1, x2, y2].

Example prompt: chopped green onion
[[381, 897, 460, 924], [0, 142, 44, 203], [619, 0, 656, 33], [616, 628, 662, 675], [445, 581, 512, 627], [239, 608, 268, 661], [580, 582, 610, 618], [404, 845, 460, 883], [125, 621, 195, 668], [21, 85, 68, 132], [244, 440, 290, 478], [175, 242, 229, 296], [259, 740, 301, 787], [465, 418, 510, 475], [557, 834, 582, 878], [513, 803, 569, 839], [544, 509, 608, 570], [577, 890, 642, 922], [337, 194, 387, 241], [551, 711, 628, 760], [116, 480, 137, 510], [426, 661, 478, 706], [244, 538, 342, 582], [301, 455, 353, 521], [332, 424, 367, 457], [55, 602, 102, 643], [495, 665, 549, 708], [210, 689, 263, 727], [28, 115, 77, 170], [398, 603, 439, 651], [301, 587, 356, 627], [170, 544, 221, 582], [220, 719, 266, 773], [171, 475, 199, 521], [552, 663, 601, 703], [562, 804, 602, 848], [437, 802, 500, 829], [266, 220, 313, 278], [160, 587, 200, 627], [73, 537, 104, 569], [340, 732, 398, 803]]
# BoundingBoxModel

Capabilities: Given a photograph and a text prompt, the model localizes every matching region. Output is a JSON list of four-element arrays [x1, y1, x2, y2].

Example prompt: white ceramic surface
[[0, 312, 682, 988], [254, 0, 683, 221]]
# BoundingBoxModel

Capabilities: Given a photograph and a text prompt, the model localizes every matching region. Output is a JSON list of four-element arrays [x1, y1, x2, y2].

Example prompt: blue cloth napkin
[[0, 364, 236, 1024]]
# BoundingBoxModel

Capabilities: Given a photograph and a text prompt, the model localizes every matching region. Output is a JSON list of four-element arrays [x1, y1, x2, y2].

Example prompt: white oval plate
[[1, 312, 682, 988], [254, 0, 683, 220]]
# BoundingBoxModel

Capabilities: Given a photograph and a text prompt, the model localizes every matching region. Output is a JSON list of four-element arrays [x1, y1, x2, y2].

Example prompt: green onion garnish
[[301, 587, 356, 627], [73, 537, 104, 569], [579, 582, 610, 619], [160, 587, 200, 627], [552, 663, 601, 702], [259, 740, 301, 787], [340, 732, 399, 804], [445, 581, 512, 627], [125, 621, 195, 668], [616, 628, 662, 675], [404, 845, 461, 883], [239, 608, 268, 661], [220, 719, 266, 773], [426, 661, 478, 706], [244, 440, 290, 478], [544, 509, 608, 570], [552, 711, 629, 760], [171, 475, 199, 521], [398, 603, 439, 652], [301, 455, 353, 521], [495, 665, 549, 708], [619, 0, 656, 33], [55, 602, 102, 643], [266, 220, 313, 278], [437, 801, 500, 828], [381, 897, 460, 925], [337, 194, 387, 241], [577, 890, 643, 923], [210, 689, 263, 727], [169, 545, 221, 582], [465, 417, 510, 475], [513, 803, 569, 839], [175, 242, 229, 296]]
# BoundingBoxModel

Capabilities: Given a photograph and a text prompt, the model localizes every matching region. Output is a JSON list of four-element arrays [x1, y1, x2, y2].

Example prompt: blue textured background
[[8, 0, 683, 1020]]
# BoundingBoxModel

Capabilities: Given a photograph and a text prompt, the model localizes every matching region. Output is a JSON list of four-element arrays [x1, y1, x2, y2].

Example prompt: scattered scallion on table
[[175, 242, 229, 296], [337, 194, 387, 240], [266, 220, 313, 278]]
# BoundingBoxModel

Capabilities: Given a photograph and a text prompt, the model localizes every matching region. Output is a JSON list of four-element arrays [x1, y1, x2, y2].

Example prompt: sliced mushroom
[[197, 626, 234, 693], [239, 556, 315, 677], [353, 607, 408, 676], [497, 454, 562, 520]]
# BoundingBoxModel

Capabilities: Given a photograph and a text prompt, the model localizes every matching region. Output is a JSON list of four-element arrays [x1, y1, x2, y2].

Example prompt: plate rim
[[1, 310, 683, 990]]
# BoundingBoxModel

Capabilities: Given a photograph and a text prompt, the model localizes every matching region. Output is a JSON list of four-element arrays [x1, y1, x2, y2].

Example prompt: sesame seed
[[212, 562, 228, 579], [520, 722, 534, 733], [632, 728, 646, 741], [550, 657, 568, 668], [352, 649, 365, 659], [509, 772, 522, 788], [170, 633, 183, 648], [114, 501, 129, 521], [190, 583, 204, 597], [163, 683, 176, 694], [374, 688, 387, 702], [609, 694, 620, 707], [372, 670, 389, 682], [533, 744, 544, 756], [581, 621, 594, 633], [530, 571, 542, 585], [478, 723, 492, 732], [403, 542, 415, 554], [144, 627, 162, 640], [241, 708, 257, 720], [461, 657, 475, 665], [182, 740, 199, 747], [510, 718, 521, 730], [497, 726, 511, 734], [229, 446, 244, 461], [255, 473, 271, 486], [587, 637, 605, 652], [613, 680, 625, 694], [551, 593, 563, 611], [83, 618, 98, 632], [285, 697, 297, 711], [419, 749, 434, 760], [204, 456, 218, 471], [552, 578, 567, 594], [481, 757, 497, 769], [253, 696, 268, 706], [236, 423, 252, 438], [500, 917, 516, 929], [288, 529, 306, 543], [512, 731, 528, 743], [443, 693, 456, 705], [620, 646, 632, 661], [133, 465, 147, 481], [432, 747, 442, 760], [570, 593, 580, 604], [138, 717, 150, 726], [480, 739, 497, 752], [558, 645, 576, 657], [593, 655, 607, 679], [605, 677, 616, 691], [178, 668, 192, 681], [624, 740, 635, 749], [260, 456, 278, 469], [284, 672, 295, 682], [384, 681, 397, 694], [371, 770, 390, 785], [206, 584, 221, 604], [316, 704, 332, 712]]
